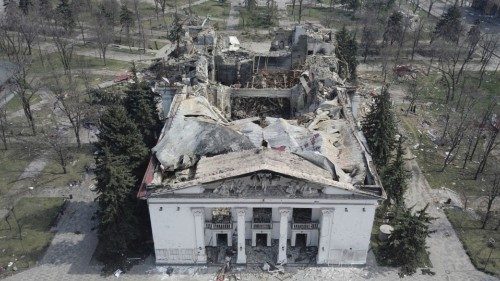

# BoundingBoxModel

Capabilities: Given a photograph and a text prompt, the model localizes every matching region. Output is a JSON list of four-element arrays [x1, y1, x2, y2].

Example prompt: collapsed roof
[[140, 25, 384, 200], [149, 92, 377, 191]]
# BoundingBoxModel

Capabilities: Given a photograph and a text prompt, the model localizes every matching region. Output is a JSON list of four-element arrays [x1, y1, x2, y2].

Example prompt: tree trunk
[[410, 24, 422, 61], [462, 136, 473, 169], [298, 0, 303, 23], [0, 126, 7, 150], [474, 129, 498, 180], [74, 125, 81, 149], [60, 153, 67, 174], [21, 95, 36, 135], [133, 0, 147, 53]]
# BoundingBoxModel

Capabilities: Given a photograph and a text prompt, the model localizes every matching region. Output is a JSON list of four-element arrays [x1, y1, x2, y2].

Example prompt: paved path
[[403, 152, 493, 279]]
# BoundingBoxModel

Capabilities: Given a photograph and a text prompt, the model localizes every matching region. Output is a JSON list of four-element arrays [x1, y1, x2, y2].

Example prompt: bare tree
[[92, 11, 114, 65], [481, 175, 500, 229], [395, 15, 412, 62], [49, 27, 75, 75], [0, 16, 42, 135], [474, 122, 499, 179], [47, 72, 87, 148], [12, 70, 39, 135], [44, 125, 71, 174], [17, 11, 41, 56], [119, 2, 134, 47], [469, 101, 495, 161], [360, 11, 379, 63], [70, 0, 89, 44], [155, 0, 168, 18], [410, 21, 424, 61], [477, 35, 497, 87], [132, 0, 147, 52], [440, 94, 475, 171], [435, 36, 476, 103]]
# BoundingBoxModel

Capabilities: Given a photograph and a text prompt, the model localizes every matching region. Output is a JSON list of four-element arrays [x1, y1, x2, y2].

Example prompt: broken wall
[[291, 35, 308, 67], [215, 55, 253, 86]]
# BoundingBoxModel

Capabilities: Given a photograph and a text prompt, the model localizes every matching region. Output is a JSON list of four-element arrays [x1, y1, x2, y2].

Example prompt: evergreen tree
[[335, 26, 358, 80], [19, 0, 32, 14], [55, 0, 75, 32], [383, 11, 404, 45], [96, 104, 149, 173], [168, 12, 184, 55], [380, 205, 433, 276], [434, 5, 462, 43], [123, 64, 161, 148], [99, 0, 119, 26], [36, 0, 52, 19], [265, 0, 278, 25], [94, 147, 140, 270], [382, 137, 410, 206], [119, 3, 134, 44], [362, 86, 396, 167]]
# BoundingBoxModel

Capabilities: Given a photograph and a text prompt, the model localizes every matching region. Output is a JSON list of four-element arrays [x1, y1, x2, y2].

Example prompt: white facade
[[147, 179, 380, 265]]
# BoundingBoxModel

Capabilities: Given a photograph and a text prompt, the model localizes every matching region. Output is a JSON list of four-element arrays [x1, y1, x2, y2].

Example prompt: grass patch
[[239, 7, 278, 29], [445, 209, 499, 277], [30, 52, 132, 75], [0, 143, 43, 198], [4, 94, 42, 114], [0, 197, 66, 276], [395, 71, 500, 197], [37, 146, 94, 188], [191, 0, 230, 20], [286, 6, 358, 29]]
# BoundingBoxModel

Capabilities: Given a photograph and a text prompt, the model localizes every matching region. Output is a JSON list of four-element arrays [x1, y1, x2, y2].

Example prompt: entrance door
[[256, 233, 268, 247], [296, 233, 307, 248], [217, 233, 228, 246]]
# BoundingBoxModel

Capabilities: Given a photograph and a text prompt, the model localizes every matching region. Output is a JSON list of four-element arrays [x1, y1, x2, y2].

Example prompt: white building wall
[[148, 204, 199, 264], [148, 193, 379, 265], [324, 205, 376, 265]]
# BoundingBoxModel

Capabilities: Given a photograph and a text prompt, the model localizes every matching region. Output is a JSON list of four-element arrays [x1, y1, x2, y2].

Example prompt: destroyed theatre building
[[138, 25, 385, 266]]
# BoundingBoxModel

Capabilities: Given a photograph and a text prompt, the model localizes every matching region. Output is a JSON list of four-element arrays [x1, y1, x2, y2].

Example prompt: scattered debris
[[114, 269, 122, 277], [421, 268, 436, 275], [261, 262, 285, 274]]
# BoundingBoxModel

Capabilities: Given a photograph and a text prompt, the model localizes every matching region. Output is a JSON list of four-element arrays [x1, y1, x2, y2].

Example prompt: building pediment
[[151, 171, 374, 199]]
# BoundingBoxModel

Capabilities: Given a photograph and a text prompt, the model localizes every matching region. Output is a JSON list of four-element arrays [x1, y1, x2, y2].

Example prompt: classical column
[[236, 208, 247, 264], [277, 208, 291, 264], [191, 208, 207, 263], [317, 208, 334, 264]]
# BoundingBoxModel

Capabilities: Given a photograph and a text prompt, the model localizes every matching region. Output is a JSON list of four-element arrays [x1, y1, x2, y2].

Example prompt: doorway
[[295, 233, 307, 248], [216, 233, 228, 247], [256, 233, 268, 247]]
